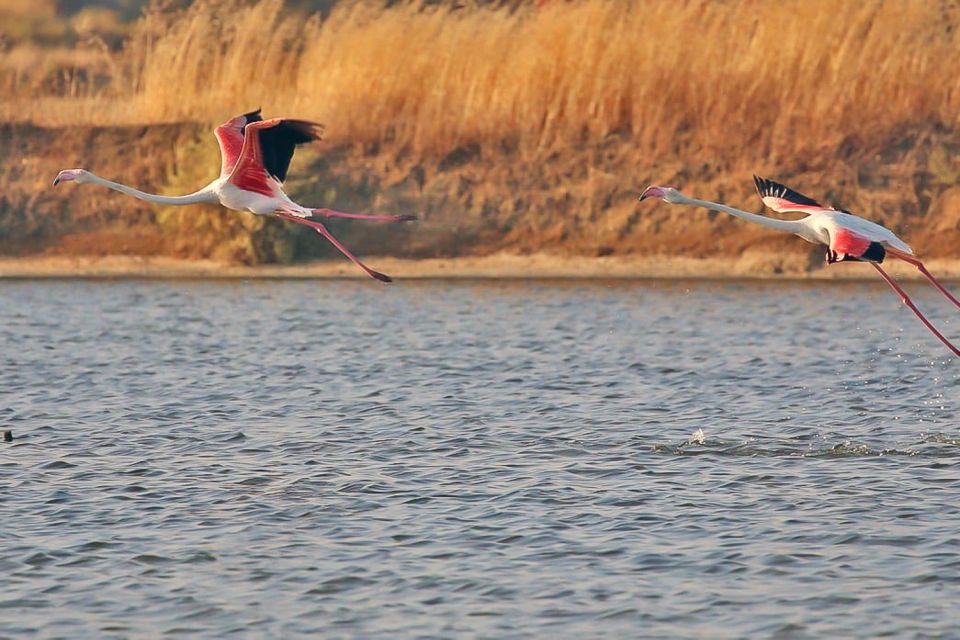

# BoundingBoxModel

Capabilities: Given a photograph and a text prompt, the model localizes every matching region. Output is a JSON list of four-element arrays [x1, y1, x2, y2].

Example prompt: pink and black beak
[[638, 185, 671, 201], [53, 170, 77, 186]]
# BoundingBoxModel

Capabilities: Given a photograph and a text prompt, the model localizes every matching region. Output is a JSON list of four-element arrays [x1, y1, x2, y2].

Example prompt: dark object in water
[[3, 430, 11, 442]]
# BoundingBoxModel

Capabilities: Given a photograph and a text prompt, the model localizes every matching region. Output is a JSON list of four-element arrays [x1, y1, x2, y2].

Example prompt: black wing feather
[[753, 175, 822, 207], [257, 120, 324, 183]]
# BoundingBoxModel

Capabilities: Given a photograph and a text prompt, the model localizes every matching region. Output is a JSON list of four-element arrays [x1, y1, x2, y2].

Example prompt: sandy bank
[[3, 253, 960, 281]]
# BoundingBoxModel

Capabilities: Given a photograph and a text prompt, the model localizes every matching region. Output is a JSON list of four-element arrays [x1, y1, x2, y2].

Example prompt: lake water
[[1, 278, 959, 638]]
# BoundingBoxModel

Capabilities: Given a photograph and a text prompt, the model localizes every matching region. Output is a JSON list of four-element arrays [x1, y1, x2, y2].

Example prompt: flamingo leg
[[312, 208, 416, 223], [889, 252, 960, 311], [871, 263, 960, 358], [275, 211, 392, 283]]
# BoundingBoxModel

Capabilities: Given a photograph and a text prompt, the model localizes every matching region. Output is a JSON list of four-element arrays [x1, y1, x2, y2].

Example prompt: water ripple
[[1, 279, 959, 638]]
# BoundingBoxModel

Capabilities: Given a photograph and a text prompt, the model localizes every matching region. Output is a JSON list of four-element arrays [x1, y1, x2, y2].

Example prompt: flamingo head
[[52, 169, 90, 186], [639, 185, 683, 203], [222, 108, 263, 131]]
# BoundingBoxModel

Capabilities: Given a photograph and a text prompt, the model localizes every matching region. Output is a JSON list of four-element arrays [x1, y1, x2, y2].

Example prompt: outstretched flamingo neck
[[83, 172, 217, 206], [677, 195, 805, 234]]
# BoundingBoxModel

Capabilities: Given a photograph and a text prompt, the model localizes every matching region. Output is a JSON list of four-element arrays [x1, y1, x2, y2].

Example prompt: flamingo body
[[53, 109, 414, 283], [639, 176, 960, 358], [216, 178, 290, 215]]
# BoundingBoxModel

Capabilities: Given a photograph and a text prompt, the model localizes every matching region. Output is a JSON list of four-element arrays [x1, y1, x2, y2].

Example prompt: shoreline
[[3, 253, 960, 281]]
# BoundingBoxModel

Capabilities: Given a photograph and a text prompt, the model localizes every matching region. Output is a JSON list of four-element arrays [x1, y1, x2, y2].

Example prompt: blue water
[[1, 279, 958, 637]]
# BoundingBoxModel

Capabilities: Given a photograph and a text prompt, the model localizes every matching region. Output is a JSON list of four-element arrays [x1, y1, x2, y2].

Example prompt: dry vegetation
[[2, 0, 958, 160], [3, 0, 960, 266]]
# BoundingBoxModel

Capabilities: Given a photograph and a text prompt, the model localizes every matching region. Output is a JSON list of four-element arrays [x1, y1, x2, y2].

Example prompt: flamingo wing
[[214, 125, 245, 177], [226, 120, 278, 196], [214, 108, 264, 176], [257, 119, 324, 182], [830, 224, 877, 259], [227, 118, 323, 196], [753, 175, 832, 214]]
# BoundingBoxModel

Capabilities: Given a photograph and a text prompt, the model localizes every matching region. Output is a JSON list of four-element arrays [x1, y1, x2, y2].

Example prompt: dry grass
[[3, 0, 960, 165]]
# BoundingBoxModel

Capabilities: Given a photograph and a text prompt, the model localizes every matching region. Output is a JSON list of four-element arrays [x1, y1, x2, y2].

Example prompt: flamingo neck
[[84, 173, 216, 206], [679, 196, 803, 234]]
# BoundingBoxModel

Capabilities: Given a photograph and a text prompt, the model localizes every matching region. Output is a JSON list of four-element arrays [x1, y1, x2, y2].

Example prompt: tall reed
[[3, 0, 959, 165]]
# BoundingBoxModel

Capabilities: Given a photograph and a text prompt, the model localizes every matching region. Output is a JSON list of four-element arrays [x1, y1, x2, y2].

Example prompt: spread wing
[[226, 120, 278, 196], [214, 108, 265, 176], [227, 119, 324, 196], [258, 120, 324, 183], [753, 175, 831, 214], [214, 124, 245, 177], [830, 224, 876, 256]]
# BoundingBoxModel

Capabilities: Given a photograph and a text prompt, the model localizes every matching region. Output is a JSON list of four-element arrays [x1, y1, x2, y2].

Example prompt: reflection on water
[[1, 279, 958, 637]]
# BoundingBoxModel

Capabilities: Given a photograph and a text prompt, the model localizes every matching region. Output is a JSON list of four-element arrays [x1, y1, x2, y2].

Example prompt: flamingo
[[52, 109, 414, 283], [639, 176, 960, 358]]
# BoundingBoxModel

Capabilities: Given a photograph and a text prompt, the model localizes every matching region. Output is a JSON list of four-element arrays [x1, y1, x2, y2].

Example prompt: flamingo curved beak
[[639, 185, 670, 201], [53, 170, 80, 186]]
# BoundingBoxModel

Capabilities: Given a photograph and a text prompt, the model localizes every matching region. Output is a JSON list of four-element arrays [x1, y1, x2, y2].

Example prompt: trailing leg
[[872, 263, 960, 358], [275, 211, 393, 283], [312, 208, 416, 223], [889, 250, 960, 311]]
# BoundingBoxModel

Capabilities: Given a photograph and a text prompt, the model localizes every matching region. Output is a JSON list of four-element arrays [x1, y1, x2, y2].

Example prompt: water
[[1, 278, 959, 638]]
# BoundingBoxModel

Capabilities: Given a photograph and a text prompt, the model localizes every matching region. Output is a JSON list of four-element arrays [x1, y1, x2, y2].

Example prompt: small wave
[[923, 433, 960, 446], [652, 437, 927, 458]]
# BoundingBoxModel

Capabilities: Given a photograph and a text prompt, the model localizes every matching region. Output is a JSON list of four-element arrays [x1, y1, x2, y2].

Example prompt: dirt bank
[[2, 122, 960, 277]]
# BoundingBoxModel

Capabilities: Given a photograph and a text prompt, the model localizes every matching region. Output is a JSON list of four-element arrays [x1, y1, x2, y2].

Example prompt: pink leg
[[872, 263, 960, 358], [276, 212, 392, 283], [312, 208, 416, 223], [891, 253, 960, 311]]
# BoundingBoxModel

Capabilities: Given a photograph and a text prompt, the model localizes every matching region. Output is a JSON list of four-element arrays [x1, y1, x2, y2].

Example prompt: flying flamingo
[[53, 109, 414, 282], [639, 176, 960, 358]]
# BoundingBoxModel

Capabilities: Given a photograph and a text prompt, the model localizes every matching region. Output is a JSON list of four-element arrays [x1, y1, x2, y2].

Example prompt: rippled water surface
[[2, 278, 960, 638]]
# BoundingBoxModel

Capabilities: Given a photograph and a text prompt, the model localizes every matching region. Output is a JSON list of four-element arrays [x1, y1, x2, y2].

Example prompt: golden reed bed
[[3, 0, 959, 164]]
